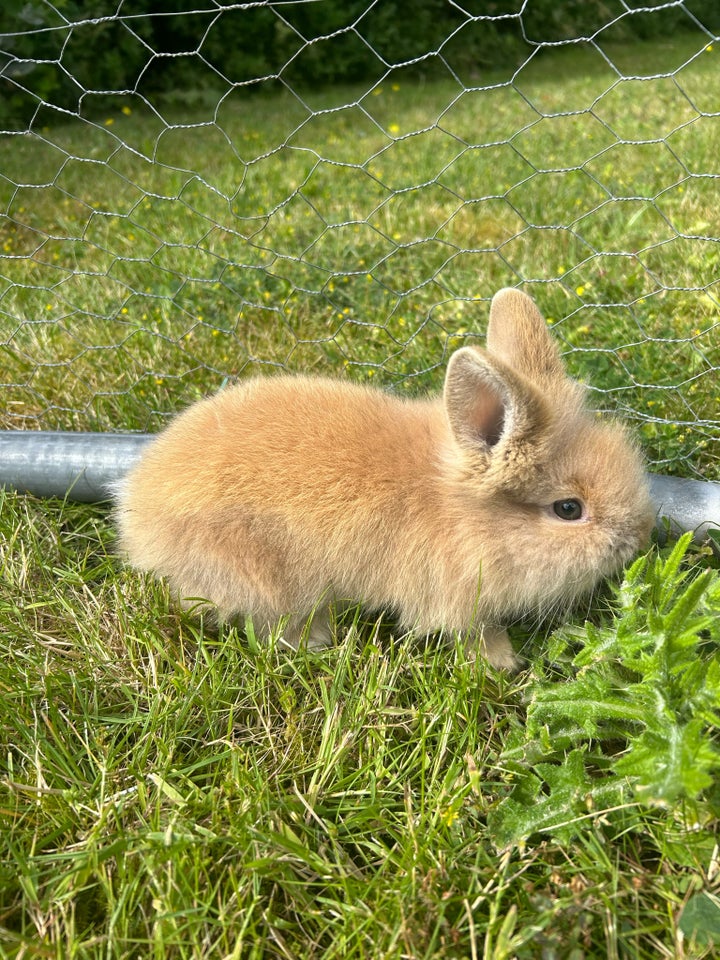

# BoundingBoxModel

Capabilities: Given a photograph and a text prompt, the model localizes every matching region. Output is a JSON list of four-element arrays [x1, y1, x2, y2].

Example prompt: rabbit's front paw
[[465, 624, 521, 671]]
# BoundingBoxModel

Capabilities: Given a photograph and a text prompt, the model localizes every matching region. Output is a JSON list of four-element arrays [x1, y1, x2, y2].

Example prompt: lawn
[[1, 35, 718, 476], [1, 28, 720, 959]]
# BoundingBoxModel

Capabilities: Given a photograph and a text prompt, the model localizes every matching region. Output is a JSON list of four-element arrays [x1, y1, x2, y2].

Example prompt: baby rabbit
[[115, 288, 654, 668]]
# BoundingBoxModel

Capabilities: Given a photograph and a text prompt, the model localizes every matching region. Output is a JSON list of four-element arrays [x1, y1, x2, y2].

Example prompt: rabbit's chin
[[479, 555, 626, 643], [495, 521, 650, 626]]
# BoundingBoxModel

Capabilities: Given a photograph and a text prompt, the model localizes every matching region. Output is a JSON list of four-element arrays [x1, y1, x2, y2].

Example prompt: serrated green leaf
[[529, 679, 648, 732], [660, 569, 715, 649], [657, 531, 694, 608], [489, 774, 624, 849], [679, 892, 720, 947], [614, 719, 720, 802], [493, 536, 720, 844], [572, 626, 622, 667]]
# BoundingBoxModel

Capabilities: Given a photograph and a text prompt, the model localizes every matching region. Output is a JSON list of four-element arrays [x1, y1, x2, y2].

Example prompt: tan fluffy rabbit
[[115, 288, 655, 668]]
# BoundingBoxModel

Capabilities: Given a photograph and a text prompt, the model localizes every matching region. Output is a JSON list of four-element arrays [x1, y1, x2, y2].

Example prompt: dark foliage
[[1, 1, 718, 127]]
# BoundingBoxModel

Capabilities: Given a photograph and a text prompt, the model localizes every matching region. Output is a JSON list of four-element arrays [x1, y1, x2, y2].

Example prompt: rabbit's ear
[[443, 346, 548, 454], [486, 288, 566, 386]]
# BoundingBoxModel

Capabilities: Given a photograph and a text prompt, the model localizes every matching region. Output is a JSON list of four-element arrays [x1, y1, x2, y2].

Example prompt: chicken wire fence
[[1, 1, 719, 493]]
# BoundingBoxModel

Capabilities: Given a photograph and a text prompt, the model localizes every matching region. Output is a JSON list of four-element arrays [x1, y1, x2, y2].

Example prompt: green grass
[[2, 497, 720, 958], [2, 31, 720, 959], [0, 34, 718, 475]]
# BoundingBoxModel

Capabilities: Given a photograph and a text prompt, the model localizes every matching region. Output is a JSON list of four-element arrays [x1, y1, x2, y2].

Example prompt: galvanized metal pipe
[[647, 473, 720, 544], [0, 431, 719, 543], [0, 430, 152, 503]]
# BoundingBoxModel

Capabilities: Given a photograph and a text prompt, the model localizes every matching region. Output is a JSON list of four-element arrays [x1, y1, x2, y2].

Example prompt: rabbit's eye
[[553, 498, 584, 521]]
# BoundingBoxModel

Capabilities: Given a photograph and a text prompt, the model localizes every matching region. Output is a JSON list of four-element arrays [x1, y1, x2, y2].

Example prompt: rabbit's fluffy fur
[[115, 288, 654, 668]]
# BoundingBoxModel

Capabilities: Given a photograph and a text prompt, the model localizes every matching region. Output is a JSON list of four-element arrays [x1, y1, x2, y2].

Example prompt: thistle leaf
[[491, 536, 720, 846]]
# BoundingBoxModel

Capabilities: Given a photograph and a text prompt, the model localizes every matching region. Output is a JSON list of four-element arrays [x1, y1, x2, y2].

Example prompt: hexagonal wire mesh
[[0, 2, 718, 516]]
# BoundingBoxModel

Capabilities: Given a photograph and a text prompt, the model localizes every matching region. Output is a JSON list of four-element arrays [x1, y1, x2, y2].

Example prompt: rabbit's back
[[123, 375, 443, 508], [115, 375, 453, 627]]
